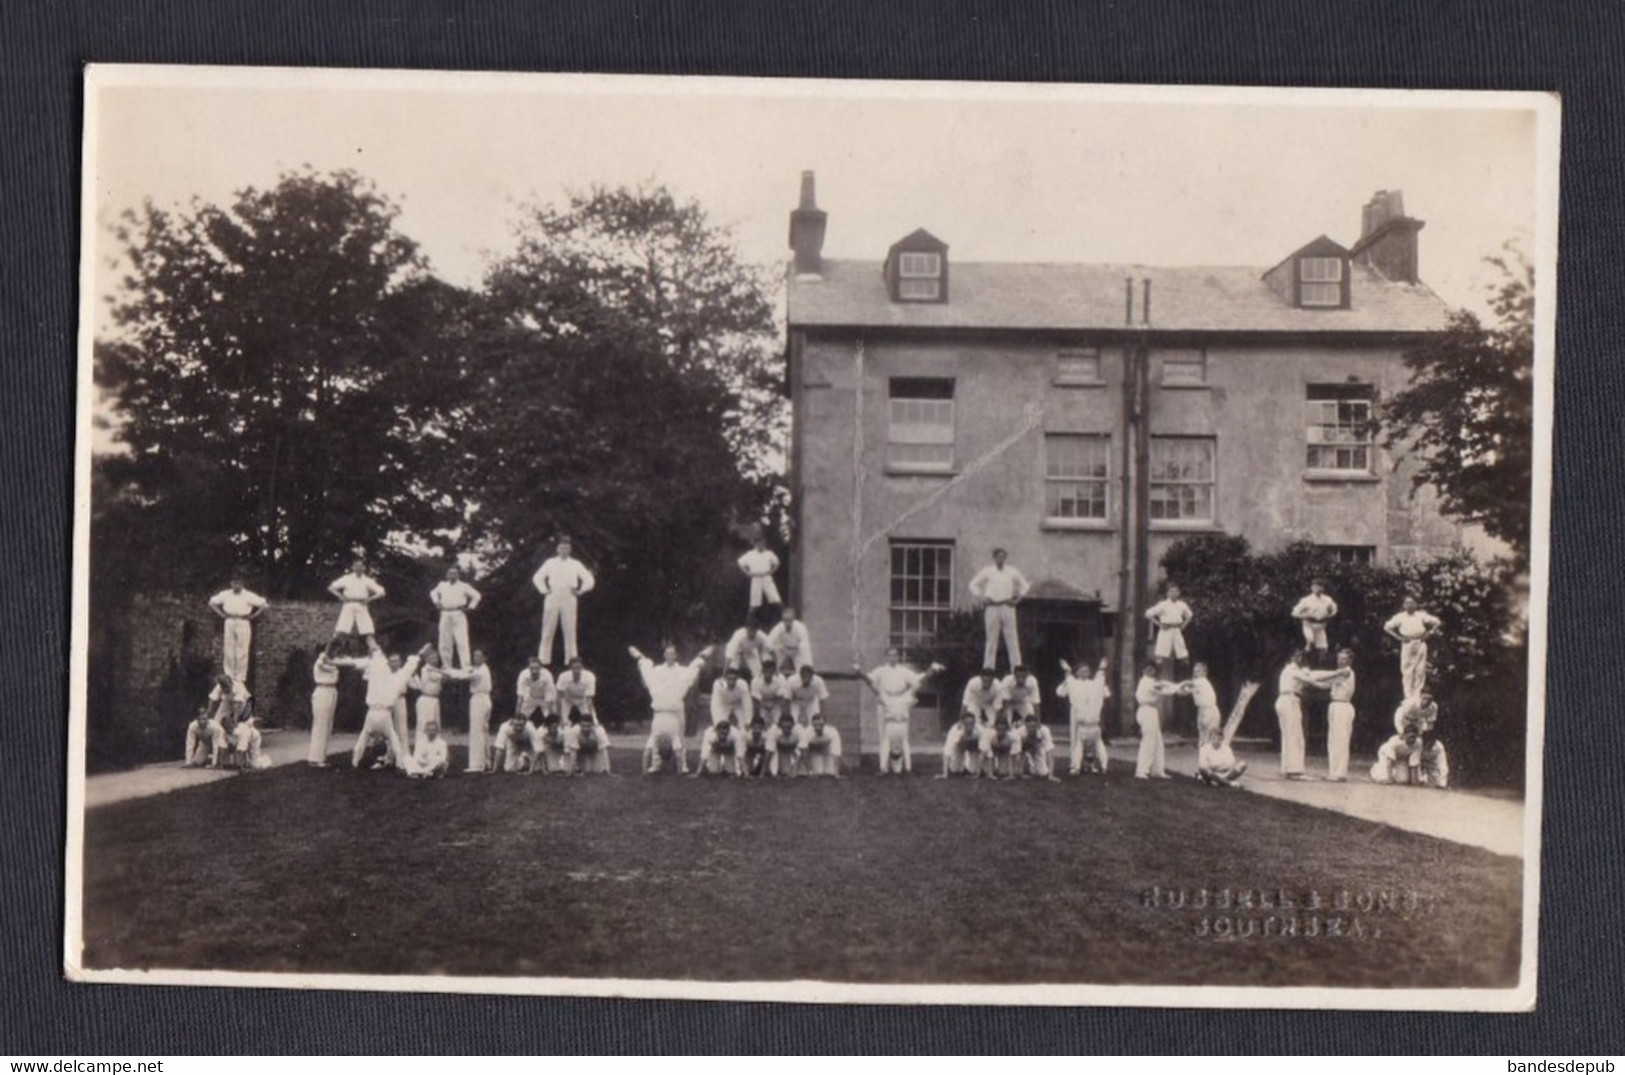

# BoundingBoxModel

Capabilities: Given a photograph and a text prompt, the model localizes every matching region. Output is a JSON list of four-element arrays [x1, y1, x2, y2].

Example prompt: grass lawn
[[80, 748, 1522, 988]]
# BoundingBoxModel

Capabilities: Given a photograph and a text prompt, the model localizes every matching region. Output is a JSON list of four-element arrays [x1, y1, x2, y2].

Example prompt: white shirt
[[1277, 663, 1316, 699], [532, 557, 596, 600], [725, 628, 771, 669], [516, 668, 556, 712], [413, 735, 449, 770], [312, 658, 341, 687], [637, 657, 705, 711], [944, 723, 980, 753], [1293, 593, 1338, 622], [1146, 598, 1192, 628], [330, 573, 385, 603], [430, 580, 482, 611], [363, 653, 420, 708], [767, 724, 804, 754], [1020, 724, 1055, 753], [701, 723, 742, 758], [788, 674, 830, 718], [970, 563, 1030, 604], [738, 548, 779, 580], [1135, 675, 1161, 708], [208, 679, 251, 704], [1329, 668, 1356, 703], [556, 669, 598, 711], [1199, 741, 1237, 772], [710, 678, 754, 723], [868, 663, 925, 718], [1187, 676, 1219, 713], [1386, 610, 1441, 639], [1056, 671, 1109, 723], [961, 678, 1006, 715], [767, 621, 814, 668], [210, 589, 267, 618], [802, 724, 842, 756], [999, 674, 1040, 715], [495, 720, 536, 753], [754, 671, 795, 705]]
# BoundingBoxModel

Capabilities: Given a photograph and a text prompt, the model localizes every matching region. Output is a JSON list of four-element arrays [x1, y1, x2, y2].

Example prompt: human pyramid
[[191, 537, 1451, 789]]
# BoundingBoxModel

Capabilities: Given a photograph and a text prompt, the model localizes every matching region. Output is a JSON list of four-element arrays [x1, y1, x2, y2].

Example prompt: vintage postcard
[[67, 66, 1558, 1009]]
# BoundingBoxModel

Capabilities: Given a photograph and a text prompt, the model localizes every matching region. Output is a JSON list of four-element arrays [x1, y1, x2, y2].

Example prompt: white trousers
[[1326, 700, 1355, 780], [221, 619, 252, 683], [1276, 695, 1305, 775], [1301, 621, 1329, 650], [539, 596, 579, 663], [1153, 626, 1188, 660], [308, 685, 338, 763], [1135, 705, 1165, 777], [353, 706, 408, 769], [982, 604, 1021, 669], [391, 700, 409, 759], [879, 718, 911, 772], [1070, 723, 1109, 772], [438, 610, 471, 668], [804, 748, 839, 777], [1196, 704, 1222, 743], [467, 692, 492, 772], [748, 574, 782, 609], [335, 601, 375, 636], [1400, 639, 1428, 699]]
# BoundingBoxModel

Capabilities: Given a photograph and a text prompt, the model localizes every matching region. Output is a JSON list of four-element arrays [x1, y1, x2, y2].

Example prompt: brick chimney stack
[[788, 170, 827, 278], [1351, 189, 1425, 284]]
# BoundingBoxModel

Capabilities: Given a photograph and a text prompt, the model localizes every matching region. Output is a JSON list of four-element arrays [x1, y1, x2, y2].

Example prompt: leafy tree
[[96, 169, 467, 594], [1381, 246, 1534, 565]]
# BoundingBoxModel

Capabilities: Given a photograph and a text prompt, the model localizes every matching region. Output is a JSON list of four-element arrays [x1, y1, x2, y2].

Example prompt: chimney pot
[[1354, 188, 1424, 284], [789, 170, 828, 277]]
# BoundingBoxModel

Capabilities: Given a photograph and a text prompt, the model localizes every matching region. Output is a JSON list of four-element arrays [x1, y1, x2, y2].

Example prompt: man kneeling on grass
[[532, 712, 573, 775], [982, 715, 1021, 779], [694, 717, 745, 777], [1018, 713, 1060, 781], [740, 714, 771, 777], [800, 713, 842, 778], [568, 710, 612, 775], [493, 712, 537, 773], [938, 713, 984, 778]]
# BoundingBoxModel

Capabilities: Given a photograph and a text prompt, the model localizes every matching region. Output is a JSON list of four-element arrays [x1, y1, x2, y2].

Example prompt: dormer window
[[1299, 257, 1345, 307], [885, 228, 949, 304], [897, 252, 943, 300]]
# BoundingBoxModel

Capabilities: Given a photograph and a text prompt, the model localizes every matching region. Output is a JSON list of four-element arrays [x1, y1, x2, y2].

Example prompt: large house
[[781, 172, 1459, 748]]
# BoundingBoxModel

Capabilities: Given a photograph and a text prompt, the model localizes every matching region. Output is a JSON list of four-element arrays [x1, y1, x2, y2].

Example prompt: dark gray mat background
[[3, 0, 1619, 1054]]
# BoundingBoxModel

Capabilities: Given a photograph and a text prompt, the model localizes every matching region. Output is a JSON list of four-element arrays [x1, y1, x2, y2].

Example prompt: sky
[[87, 69, 1545, 337]]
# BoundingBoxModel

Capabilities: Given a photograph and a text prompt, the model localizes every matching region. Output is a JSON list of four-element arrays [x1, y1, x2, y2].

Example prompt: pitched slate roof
[[787, 258, 1451, 335]]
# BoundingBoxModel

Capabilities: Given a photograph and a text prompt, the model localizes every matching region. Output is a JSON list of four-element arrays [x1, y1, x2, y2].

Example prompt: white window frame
[[889, 540, 954, 651], [1305, 384, 1376, 474], [1044, 434, 1112, 524], [1148, 436, 1217, 525], [1299, 256, 1345, 307], [1319, 544, 1376, 566], [1055, 348, 1103, 386], [887, 378, 956, 472], [897, 251, 943, 300]]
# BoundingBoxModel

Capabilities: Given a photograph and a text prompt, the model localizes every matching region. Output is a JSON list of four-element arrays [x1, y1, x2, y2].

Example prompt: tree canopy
[[1381, 247, 1535, 565]]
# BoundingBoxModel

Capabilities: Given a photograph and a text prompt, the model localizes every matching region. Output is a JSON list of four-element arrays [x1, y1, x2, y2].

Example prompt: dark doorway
[[1020, 599, 1104, 725]]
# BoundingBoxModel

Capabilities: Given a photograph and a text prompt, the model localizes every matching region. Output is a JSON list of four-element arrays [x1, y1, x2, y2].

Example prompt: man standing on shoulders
[[1292, 577, 1339, 662], [969, 548, 1029, 671], [1384, 595, 1442, 700], [737, 531, 782, 619], [532, 536, 595, 666], [208, 573, 267, 686], [328, 558, 385, 648], [430, 564, 482, 669], [516, 657, 556, 725], [1145, 583, 1194, 669], [724, 620, 772, 683]]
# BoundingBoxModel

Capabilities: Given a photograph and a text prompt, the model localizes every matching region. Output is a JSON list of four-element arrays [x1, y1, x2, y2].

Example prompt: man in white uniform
[[493, 712, 537, 773], [766, 607, 815, 672], [515, 657, 556, 723], [1371, 692, 1448, 787], [1145, 584, 1194, 664], [351, 639, 427, 771], [755, 659, 797, 726], [800, 713, 843, 777], [767, 713, 803, 777], [328, 559, 385, 643], [1324, 649, 1358, 781], [208, 575, 267, 686], [1384, 596, 1443, 700], [1018, 713, 1060, 780], [786, 664, 830, 726], [960, 669, 1007, 728], [465, 649, 495, 773], [555, 656, 598, 724], [531, 713, 573, 775], [1275, 649, 1339, 780], [938, 713, 984, 778], [429, 565, 482, 669], [999, 665, 1040, 722], [1134, 664, 1176, 780], [308, 644, 351, 766], [737, 533, 782, 617], [405, 719, 449, 779], [532, 537, 596, 665], [1292, 578, 1338, 659], [724, 622, 772, 682], [981, 715, 1021, 779], [969, 548, 1030, 670], [1179, 662, 1223, 743], [386, 654, 411, 757], [695, 717, 745, 777], [630, 644, 712, 775], [709, 665, 754, 728], [566, 711, 612, 775], [856, 649, 945, 775], [1057, 657, 1110, 775]]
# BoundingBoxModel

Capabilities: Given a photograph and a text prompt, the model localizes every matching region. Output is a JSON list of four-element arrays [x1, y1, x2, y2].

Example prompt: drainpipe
[[1113, 279, 1136, 735]]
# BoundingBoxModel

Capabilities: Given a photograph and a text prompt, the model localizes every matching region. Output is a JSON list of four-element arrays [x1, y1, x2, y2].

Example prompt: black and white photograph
[[66, 68, 1557, 1008]]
